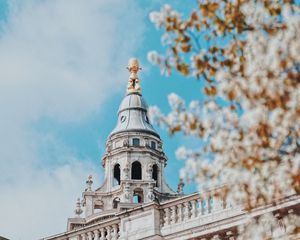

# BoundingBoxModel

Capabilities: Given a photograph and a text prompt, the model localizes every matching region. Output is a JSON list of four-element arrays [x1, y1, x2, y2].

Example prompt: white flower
[[168, 93, 184, 110], [175, 146, 188, 160], [149, 11, 163, 28], [148, 106, 161, 124], [189, 100, 200, 110], [147, 51, 161, 65], [148, 2, 300, 236]]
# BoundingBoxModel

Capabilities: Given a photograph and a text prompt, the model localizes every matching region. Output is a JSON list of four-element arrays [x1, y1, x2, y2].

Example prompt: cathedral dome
[[110, 59, 159, 138], [118, 92, 148, 113], [110, 92, 159, 138]]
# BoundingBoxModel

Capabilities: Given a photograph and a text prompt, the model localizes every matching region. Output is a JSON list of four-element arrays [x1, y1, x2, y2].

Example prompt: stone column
[[106, 226, 112, 240], [112, 224, 119, 240], [99, 228, 105, 240], [164, 208, 171, 226], [170, 205, 177, 224], [177, 203, 183, 222], [93, 229, 99, 240], [191, 199, 198, 218], [80, 233, 86, 240], [200, 198, 206, 215], [87, 231, 93, 240], [183, 202, 190, 220], [146, 163, 152, 180], [208, 196, 212, 213], [123, 161, 130, 180]]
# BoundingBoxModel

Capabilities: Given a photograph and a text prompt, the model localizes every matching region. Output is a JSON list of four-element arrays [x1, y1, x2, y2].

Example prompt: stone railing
[[79, 223, 120, 240], [160, 190, 229, 227], [44, 217, 121, 240]]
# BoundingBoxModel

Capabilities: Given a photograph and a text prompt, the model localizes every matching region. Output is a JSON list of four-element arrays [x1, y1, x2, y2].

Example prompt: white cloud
[[0, 0, 145, 239]]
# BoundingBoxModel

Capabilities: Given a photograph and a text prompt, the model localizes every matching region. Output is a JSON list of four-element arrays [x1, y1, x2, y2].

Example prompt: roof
[[0, 236, 9, 240], [109, 92, 159, 138]]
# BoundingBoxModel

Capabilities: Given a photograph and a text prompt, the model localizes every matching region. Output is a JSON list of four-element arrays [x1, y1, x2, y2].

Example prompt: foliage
[[148, 0, 300, 237]]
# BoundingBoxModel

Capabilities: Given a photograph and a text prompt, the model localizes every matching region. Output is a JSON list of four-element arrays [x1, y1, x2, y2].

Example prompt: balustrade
[[74, 222, 120, 240], [161, 192, 227, 227]]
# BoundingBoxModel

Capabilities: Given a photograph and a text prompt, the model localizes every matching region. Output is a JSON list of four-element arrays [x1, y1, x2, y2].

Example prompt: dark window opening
[[150, 141, 156, 150], [133, 188, 143, 203], [113, 164, 121, 186], [113, 197, 120, 209], [132, 138, 140, 146], [132, 161, 142, 180], [152, 164, 158, 187]]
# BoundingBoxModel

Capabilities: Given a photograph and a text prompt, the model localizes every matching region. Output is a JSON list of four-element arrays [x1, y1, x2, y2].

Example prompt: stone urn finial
[[177, 178, 185, 195], [85, 175, 93, 192]]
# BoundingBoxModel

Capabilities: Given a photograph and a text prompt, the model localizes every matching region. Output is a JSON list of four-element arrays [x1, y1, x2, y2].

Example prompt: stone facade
[[43, 59, 300, 240]]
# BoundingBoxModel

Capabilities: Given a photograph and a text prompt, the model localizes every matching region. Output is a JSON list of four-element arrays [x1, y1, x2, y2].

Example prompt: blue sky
[[0, 1, 201, 239]]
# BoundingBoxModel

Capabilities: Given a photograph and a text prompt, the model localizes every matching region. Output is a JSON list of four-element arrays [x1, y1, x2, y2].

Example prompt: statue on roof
[[127, 58, 142, 93]]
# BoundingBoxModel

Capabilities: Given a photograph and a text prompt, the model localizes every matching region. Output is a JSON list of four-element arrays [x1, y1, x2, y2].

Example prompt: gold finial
[[127, 58, 142, 94]]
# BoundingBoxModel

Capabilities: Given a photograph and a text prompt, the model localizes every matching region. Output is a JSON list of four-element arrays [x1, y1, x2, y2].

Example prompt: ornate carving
[[124, 182, 131, 200], [123, 138, 129, 147], [147, 183, 155, 201], [123, 161, 130, 179], [147, 191, 155, 201], [146, 163, 153, 179]]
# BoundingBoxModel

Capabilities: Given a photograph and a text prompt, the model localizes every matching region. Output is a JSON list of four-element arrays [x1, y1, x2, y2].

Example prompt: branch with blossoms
[[148, 0, 300, 238]]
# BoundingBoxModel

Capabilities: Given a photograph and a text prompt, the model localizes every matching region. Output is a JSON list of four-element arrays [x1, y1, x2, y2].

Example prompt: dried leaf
[[204, 86, 217, 96], [177, 63, 190, 76], [181, 44, 192, 53]]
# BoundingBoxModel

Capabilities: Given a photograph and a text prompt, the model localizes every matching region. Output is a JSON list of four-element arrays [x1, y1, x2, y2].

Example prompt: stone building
[[43, 59, 300, 240]]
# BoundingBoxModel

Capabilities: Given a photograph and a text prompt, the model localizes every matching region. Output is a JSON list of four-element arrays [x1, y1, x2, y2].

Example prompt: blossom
[[149, 0, 300, 237], [168, 93, 184, 110], [147, 51, 161, 65]]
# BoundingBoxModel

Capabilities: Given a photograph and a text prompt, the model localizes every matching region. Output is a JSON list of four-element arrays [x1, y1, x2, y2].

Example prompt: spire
[[127, 58, 142, 94]]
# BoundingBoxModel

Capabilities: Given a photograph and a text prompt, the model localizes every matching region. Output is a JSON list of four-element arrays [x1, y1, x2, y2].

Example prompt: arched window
[[152, 164, 158, 187], [132, 161, 142, 180], [113, 164, 120, 186], [133, 188, 143, 203]]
